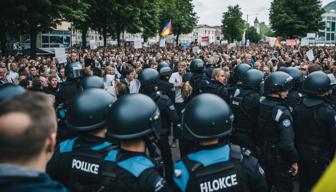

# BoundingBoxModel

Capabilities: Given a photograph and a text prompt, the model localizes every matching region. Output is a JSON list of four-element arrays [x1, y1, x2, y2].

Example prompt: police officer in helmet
[[229, 63, 252, 100], [257, 71, 298, 192], [47, 88, 115, 191], [158, 66, 175, 102], [104, 94, 172, 192], [55, 61, 84, 142], [82, 75, 105, 89], [139, 68, 179, 185], [294, 71, 336, 192], [189, 59, 208, 98], [173, 93, 267, 192], [55, 61, 83, 108], [231, 69, 263, 155], [284, 67, 305, 108]]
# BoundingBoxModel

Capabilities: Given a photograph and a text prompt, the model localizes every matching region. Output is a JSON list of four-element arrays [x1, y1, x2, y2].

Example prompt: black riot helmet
[[241, 69, 264, 90], [264, 71, 293, 94], [303, 71, 331, 96], [190, 59, 204, 74], [66, 89, 114, 131], [157, 61, 170, 72], [65, 61, 82, 80], [139, 68, 160, 89], [284, 67, 304, 88], [107, 94, 161, 140], [159, 66, 172, 77], [232, 63, 252, 82], [0, 83, 26, 102], [182, 93, 233, 140], [82, 76, 104, 89]]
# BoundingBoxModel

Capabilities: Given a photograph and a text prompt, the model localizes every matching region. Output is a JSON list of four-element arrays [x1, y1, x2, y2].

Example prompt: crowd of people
[[0, 43, 336, 192]]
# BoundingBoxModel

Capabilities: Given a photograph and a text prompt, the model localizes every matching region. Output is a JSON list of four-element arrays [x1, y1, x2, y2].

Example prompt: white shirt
[[126, 78, 141, 94], [169, 72, 184, 103], [104, 75, 117, 102], [7, 70, 19, 84]]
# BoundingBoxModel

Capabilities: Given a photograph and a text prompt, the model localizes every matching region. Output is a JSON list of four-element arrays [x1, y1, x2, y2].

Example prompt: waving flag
[[160, 19, 172, 37], [275, 37, 281, 48]]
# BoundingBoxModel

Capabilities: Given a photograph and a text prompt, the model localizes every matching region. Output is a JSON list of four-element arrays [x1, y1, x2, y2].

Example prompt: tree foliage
[[221, 5, 245, 43], [246, 27, 261, 43], [270, 0, 324, 38], [158, 0, 197, 44]]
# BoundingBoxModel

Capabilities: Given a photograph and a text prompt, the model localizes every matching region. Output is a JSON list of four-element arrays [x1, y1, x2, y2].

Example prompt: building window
[[327, 33, 331, 41], [42, 36, 49, 44], [332, 22, 335, 32]]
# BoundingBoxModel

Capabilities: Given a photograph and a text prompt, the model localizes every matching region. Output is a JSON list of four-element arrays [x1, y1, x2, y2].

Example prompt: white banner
[[159, 39, 166, 47], [133, 40, 142, 49], [89, 40, 97, 49], [54, 48, 67, 64], [306, 49, 314, 61]]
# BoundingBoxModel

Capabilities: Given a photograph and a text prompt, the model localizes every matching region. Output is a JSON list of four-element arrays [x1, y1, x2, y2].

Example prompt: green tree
[[270, 0, 324, 38], [62, 0, 93, 48], [246, 27, 261, 43], [140, 0, 160, 42], [259, 23, 273, 38], [14, 0, 66, 58], [0, 1, 21, 55], [221, 5, 245, 43], [158, 0, 197, 44]]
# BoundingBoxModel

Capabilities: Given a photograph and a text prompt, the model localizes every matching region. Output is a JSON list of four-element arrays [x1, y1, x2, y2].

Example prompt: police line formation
[[0, 54, 336, 192]]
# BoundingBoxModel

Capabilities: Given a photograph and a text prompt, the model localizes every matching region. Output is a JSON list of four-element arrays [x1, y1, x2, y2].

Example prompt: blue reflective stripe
[[117, 156, 154, 177], [173, 161, 189, 192], [104, 149, 119, 162], [91, 141, 112, 151], [188, 145, 230, 167], [59, 137, 78, 153]]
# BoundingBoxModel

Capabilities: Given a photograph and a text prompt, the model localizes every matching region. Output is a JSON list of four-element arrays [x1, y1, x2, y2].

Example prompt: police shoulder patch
[[282, 119, 291, 128], [154, 177, 166, 192], [258, 166, 265, 176], [169, 105, 175, 111]]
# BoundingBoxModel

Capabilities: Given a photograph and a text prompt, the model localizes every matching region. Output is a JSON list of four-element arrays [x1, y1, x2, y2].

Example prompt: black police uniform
[[149, 91, 179, 184], [174, 93, 267, 192], [173, 144, 267, 192], [0, 165, 68, 192], [284, 67, 305, 108], [47, 134, 114, 191], [286, 88, 304, 108], [158, 80, 175, 103], [102, 148, 171, 192], [231, 88, 260, 154], [189, 73, 208, 98], [55, 81, 83, 143], [294, 71, 336, 192], [106, 93, 172, 192], [204, 80, 230, 103], [294, 96, 336, 192], [257, 96, 298, 192]]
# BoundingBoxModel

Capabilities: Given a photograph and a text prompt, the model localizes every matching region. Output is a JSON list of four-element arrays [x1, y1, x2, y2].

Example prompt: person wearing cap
[[47, 88, 115, 191], [172, 93, 267, 192], [257, 71, 298, 192], [103, 94, 172, 192], [294, 71, 336, 192]]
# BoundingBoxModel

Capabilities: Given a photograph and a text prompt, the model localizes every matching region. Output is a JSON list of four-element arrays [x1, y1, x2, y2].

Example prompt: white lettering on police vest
[[71, 159, 99, 175], [200, 174, 238, 192]]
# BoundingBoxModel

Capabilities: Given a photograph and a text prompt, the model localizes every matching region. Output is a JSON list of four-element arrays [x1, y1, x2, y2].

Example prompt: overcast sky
[[193, 0, 335, 26]]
